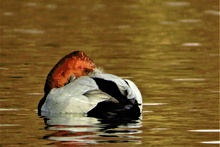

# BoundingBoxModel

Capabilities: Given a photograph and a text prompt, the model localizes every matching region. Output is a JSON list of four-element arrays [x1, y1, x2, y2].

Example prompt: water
[[0, 0, 219, 146]]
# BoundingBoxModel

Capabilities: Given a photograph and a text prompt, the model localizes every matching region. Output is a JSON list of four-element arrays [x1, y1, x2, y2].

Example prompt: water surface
[[0, 0, 219, 146]]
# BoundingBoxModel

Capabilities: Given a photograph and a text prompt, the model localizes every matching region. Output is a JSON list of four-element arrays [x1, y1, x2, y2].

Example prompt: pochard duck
[[38, 51, 142, 119]]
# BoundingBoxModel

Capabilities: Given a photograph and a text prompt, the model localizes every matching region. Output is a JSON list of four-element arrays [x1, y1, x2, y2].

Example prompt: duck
[[38, 51, 142, 119]]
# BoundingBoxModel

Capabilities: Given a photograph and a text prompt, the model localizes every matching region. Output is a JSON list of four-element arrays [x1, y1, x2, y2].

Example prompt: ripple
[[2, 12, 14, 16], [0, 67, 9, 70], [143, 110, 153, 113], [165, 2, 190, 7], [178, 19, 201, 23], [143, 103, 167, 106], [189, 130, 220, 144], [42, 113, 142, 145], [0, 124, 21, 127], [48, 136, 97, 144], [46, 4, 57, 9], [172, 78, 205, 82], [13, 28, 45, 34], [181, 42, 201, 47], [150, 128, 169, 131], [26, 92, 44, 96], [200, 141, 220, 144], [189, 129, 220, 133], [205, 10, 220, 16], [0, 108, 20, 111], [160, 21, 176, 25], [44, 113, 99, 126], [118, 25, 131, 29], [209, 53, 219, 57], [47, 126, 98, 133], [24, 2, 38, 7], [209, 90, 220, 93]]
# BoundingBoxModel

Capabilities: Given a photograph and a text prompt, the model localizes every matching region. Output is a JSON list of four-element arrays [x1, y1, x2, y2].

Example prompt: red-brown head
[[44, 51, 95, 94]]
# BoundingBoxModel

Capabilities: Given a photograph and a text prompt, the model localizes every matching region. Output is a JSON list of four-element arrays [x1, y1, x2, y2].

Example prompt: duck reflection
[[41, 113, 142, 146]]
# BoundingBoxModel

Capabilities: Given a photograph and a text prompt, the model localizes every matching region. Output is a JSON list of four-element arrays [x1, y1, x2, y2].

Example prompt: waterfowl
[[38, 51, 142, 119]]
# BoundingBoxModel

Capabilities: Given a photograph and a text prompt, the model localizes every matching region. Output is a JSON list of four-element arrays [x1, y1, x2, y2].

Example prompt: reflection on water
[[42, 113, 142, 145], [0, 0, 219, 146]]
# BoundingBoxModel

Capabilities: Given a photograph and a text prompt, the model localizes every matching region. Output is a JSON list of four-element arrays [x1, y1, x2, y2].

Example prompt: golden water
[[0, 0, 219, 146]]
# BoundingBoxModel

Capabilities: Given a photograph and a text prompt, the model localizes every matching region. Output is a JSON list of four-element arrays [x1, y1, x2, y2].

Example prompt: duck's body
[[38, 51, 142, 119]]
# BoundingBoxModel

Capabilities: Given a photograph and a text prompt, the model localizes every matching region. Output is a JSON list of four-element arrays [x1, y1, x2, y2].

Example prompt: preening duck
[[38, 51, 142, 119]]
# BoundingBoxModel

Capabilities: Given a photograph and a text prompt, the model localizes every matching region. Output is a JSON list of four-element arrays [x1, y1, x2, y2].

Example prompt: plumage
[[38, 51, 142, 119]]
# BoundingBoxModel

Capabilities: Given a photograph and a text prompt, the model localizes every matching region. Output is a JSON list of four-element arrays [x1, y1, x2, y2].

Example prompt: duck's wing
[[124, 79, 142, 111], [90, 73, 142, 104], [86, 73, 142, 119], [41, 76, 113, 114]]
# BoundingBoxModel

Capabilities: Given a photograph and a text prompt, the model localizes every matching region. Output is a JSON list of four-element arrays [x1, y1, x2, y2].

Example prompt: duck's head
[[44, 51, 95, 94]]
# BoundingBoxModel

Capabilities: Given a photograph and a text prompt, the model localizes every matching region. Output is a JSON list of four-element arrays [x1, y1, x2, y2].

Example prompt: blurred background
[[0, 0, 219, 146]]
